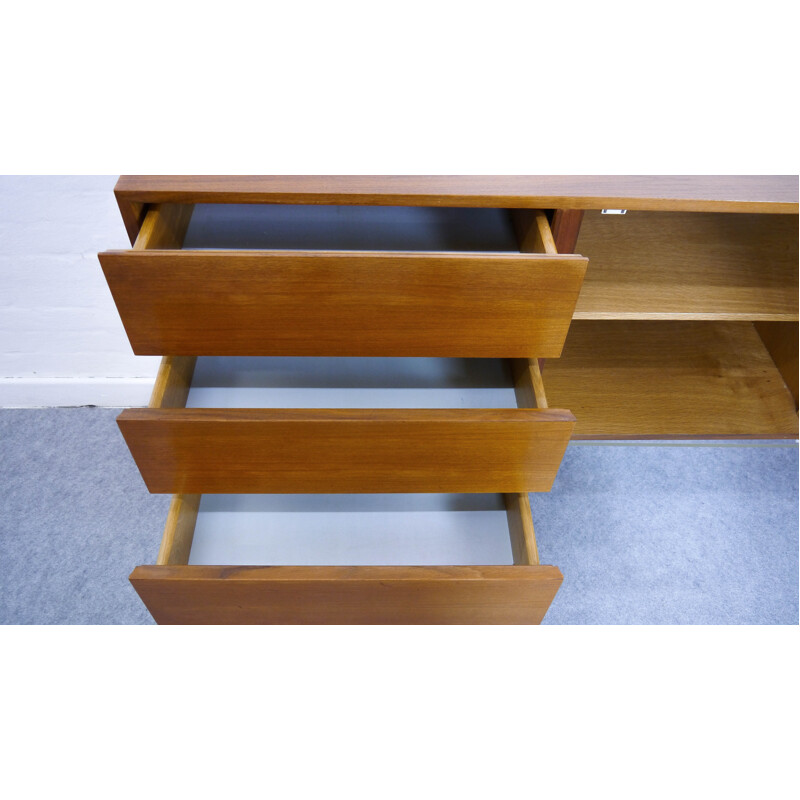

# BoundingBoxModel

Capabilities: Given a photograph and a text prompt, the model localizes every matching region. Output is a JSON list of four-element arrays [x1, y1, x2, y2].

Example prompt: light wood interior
[[510, 209, 558, 254], [133, 203, 195, 250], [755, 321, 799, 409], [503, 493, 539, 566], [573, 211, 798, 320], [156, 494, 201, 566], [148, 356, 197, 408], [511, 358, 548, 410], [544, 321, 799, 438]]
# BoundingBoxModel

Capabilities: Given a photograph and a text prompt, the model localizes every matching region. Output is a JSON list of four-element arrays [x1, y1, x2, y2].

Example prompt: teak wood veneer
[[102, 175, 799, 625], [114, 175, 799, 243], [572, 211, 798, 321], [126, 353, 563, 624], [99, 249, 587, 358], [118, 405, 576, 495], [544, 321, 798, 439], [129, 565, 563, 625]]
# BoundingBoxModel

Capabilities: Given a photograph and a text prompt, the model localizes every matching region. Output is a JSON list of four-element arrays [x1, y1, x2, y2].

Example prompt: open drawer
[[117, 355, 575, 494], [130, 491, 562, 624], [98, 204, 587, 358]]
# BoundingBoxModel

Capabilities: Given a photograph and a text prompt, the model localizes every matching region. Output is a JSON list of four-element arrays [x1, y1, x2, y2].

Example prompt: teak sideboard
[[99, 176, 799, 624]]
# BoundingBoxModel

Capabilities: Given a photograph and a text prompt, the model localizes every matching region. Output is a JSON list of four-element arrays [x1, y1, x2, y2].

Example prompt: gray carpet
[[0, 408, 797, 624], [0, 409, 169, 624], [536, 443, 798, 624]]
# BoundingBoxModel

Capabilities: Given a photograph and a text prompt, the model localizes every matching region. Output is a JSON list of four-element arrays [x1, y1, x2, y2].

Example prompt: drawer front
[[99, 249, 587, 358], [129, 564, 563, 624], [117, 408, 575, 494]]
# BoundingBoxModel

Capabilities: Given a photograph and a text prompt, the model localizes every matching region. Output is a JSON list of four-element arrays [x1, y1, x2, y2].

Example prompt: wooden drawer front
[[117, 407, 575, 494], [130, 564, 562, 624], [98, 249, 587, 358]]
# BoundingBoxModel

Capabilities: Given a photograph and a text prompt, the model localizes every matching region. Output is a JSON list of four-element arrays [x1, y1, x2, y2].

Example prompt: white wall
[[0, 176, 160, 406]]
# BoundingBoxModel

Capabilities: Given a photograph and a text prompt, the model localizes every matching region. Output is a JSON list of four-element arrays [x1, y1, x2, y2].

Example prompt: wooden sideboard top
[[115, 175, 798, 242]]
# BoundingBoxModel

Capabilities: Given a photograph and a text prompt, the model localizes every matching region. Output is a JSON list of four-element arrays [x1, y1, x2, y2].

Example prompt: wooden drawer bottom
[[130, 493, 563, 624]]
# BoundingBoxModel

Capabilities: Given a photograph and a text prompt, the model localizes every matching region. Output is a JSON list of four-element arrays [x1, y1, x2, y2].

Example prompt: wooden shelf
[[573, 212, 798, 321], [543, 321, 799, 439]]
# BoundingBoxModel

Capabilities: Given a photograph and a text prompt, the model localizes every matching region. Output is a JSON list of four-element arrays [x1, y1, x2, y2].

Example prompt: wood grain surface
[[544, 321, 799, 438], [755, 321, 799, 408], [129, 564, 563, 624], [550, 209, 585, 254], [117, 407, 576, 494], [115, 176, 799, 241], [510, 209, 557, 254], [573, 211, 799, 320], [99, 249, 587, 357], [511, 358, 548, 409], [155, 494, 200, 566], [504, 493, 539, 566], [133, 203, 194, 250], [147, 356, 197, 408]]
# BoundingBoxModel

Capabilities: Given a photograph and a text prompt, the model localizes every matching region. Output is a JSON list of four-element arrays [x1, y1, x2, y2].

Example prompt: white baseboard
[[0, 377, 155, 408]]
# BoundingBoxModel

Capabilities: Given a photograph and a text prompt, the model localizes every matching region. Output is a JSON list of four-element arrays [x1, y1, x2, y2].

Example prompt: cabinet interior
[[545, 321, 798, 438], [546, 210, 799, 437], [573, 211, 798, 320], [185, 356, 519, 409], [182, 203, 520, 252], [186, 493, 515, 566]]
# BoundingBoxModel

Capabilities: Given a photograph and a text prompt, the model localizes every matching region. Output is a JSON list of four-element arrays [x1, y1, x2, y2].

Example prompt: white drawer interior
[[187, 493, 515, 566], [186, 356, 519, 409], [182, 203, 520, 252]]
